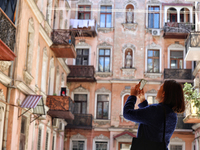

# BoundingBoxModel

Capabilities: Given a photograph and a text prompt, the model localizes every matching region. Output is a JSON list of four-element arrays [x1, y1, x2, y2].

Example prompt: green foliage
[[183, 82, 200, 116], [53, 93, 57, 96]]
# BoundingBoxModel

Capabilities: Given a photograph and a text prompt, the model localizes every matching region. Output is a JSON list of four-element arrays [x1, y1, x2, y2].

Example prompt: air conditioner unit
[[152, 29, 160, 36], [194, 77, 199, 88], [52, 118, 59, 128]]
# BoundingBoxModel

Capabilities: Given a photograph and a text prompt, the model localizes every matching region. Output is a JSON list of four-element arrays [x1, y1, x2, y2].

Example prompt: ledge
[[121, 23, 138, 31], [0, 71, 12, 86], [95, 72, 112, 77], [144, 72, 162, 79], [15, 80, 35, 95], [58, 58, 70, 75], [0, 61, 12, 72], [94, 119, 111, 125], [39, 24, 53, 47], [97, 27, 114, 33], [121, 67, 136, 77], [23, 70, 34, 85]]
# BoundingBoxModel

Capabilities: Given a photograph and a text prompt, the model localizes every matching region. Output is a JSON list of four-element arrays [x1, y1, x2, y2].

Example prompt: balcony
[[65, 114, 93, 129], [185, 32, 200, 61], [50, 29, 76, 58], [70, 19, 97, 37], [164, 69, 193, 81], [176, 115, 193, 129], [0, 8, 16, 61], [163, 22, 193, 39], [46, 96, 75, 120], [67, 65, 96, 82], [183, 102, 200, 123]]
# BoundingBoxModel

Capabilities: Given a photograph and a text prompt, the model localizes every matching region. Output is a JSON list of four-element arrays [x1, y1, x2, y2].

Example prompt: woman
[[123, 80, 185, 149]]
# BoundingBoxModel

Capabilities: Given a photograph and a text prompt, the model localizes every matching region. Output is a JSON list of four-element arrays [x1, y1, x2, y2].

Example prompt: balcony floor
[[185, 47, 200, 61]]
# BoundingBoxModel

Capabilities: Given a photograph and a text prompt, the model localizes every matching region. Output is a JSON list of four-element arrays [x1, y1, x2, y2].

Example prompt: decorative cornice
[[97, 27, 114, 33], [124, 0, 137, 7], [0, 61, 12, 72], [58, 58, 70, 75], [99, 0, 113, 5], [23, 70, 34, 85], [121, 68, 136, 77], [73, 86, 89, 93], [44, 21, 52, 36], [147, 42, 161, 49], [144, 72, 162, 79], [15, 81, 35, 95], [146, 89, 157, 93], [0, 71, 12, 86], [122, 23, 138, 32], [98, 42, 112, 47], [170, 137, 184, 142], [94, 134, 109, 140], [95, 72, 112, 77], [39, 25, 53, 46], [0, 89, 6, 101], [94, 119, 111, 125], [115, 133, 133, 141], [77, 0, 92, 5], [168, 43, 184, 49], [122, 44, 135, 52], [76, 41, 91, 47], [120, 89, 130, 97], [96, 87, 111, 93], [26, 0, 44, 23], [71, 133, 87, 139]]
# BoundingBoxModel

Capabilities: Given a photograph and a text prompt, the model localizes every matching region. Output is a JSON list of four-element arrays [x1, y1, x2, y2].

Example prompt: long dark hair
[[163, 80, 185, 113]]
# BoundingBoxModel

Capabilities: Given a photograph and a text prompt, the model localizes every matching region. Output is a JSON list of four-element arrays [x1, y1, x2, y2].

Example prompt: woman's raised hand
[[130, 83, 140, 96]]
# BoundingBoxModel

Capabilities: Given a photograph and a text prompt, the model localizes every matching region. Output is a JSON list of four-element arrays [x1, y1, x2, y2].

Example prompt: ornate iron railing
[[164, 22, 193, 33], [51, 29, 75, 47], [164, 69, 193, 80], [67, 65, 96, 82], [0, 8, 16, 52], [185, 32, 200, 54], [66, 114, 93, 129]]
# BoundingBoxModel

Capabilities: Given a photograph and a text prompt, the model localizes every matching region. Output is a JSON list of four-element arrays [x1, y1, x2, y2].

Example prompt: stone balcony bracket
[[121, 22, 138, 31], [23, 70, 34, 85], [0, 61, 12, 72]]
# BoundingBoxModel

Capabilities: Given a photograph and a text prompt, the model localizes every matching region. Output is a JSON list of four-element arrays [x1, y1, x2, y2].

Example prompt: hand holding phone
[[139, 79, 147, 90]]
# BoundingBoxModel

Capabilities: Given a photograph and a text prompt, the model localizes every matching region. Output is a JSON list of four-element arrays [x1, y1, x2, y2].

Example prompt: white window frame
[[37, 124, 44, 150], [45, 128, 51, 150], [93, 134, 110, 150], [72, 90, 90, 114], [146, 3, 162, 29], [96, 45, 113, 72], [75, 1, 93, 20], [94, 88, 111, 120], [145, 93, 157, 105], [145, 43, 162, 73], [52, 132, 56, 150], [167, 44, 186, 69], [168, 137, 185, 150], [46, 0, 53, 25], [70, 134, 87, 150], [121, 93, 130, 116], [55, 66, 60, 95]]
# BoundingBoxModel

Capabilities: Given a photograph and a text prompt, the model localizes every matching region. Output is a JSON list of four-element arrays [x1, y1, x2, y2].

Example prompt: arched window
[[25, 18, 34, 73], [126, 4, 134, 23], [167, 7, 177, 22], [180, 8, 190, 23]]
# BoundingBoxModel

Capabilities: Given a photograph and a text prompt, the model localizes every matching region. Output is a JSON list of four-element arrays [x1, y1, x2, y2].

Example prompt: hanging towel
[[83, 20, 88, 28], [89, 19, 95, 27], [78, 20, 84, 28]]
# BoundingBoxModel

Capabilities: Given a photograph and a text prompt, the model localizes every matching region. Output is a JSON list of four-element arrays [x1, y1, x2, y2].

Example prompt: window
[[100, 6, 112, 27], [98, 49, 110, 72], [167, 8, 177, 22], [147, 95, 158, 105], [170, 51, 183, 69], [52, 135, 56, 150], [72, 141, 85, 150], [78, 5, 91, 19], [170, 145, 183, 150], [147, 49, 160, 73], [148, 6, 160, 28], [76, 49, 89, 65], [95, 141, 108, 150], [37, 128, 42, 150], [19, 116, 27, 150], [74, 94, 87, 114], [97, 94, 109, 119], [119, 142, 132, 150], [45, 132, 49, 150]]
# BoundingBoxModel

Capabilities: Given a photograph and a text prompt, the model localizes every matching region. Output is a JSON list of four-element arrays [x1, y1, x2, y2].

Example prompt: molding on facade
[[124, 0, 137, 8], [146, 89, 157, 93], [95, 72, 113, 77], [96, 87, 111, 93], [144, 72, 162, 79], [122, 23, 138, 31], [71, 133, 87, 139], [122, 43, 136, 52], [192, 123, 200, 130], [0, 71, 12, 86], [97, 27, 114, 33], [0, 61, 12, 72], [39, 25, 53, 46], [94, 119, 111, 125], [26, 0, 44, 23], [120, 89, 130, 97], [44, 21, 52, 36], [73, 86, 89, 93], [0, 89, 6, 101], [76, 41, 91, 47], [77, 0, 92, 5], [146, 0, 161, 4], [115, 133, 133, 141], [97, 42, 112, 48], [58, 58, 70, 75], [147, 42, 161, 49], [168, 43, 184, 49], [170, 137, 184, 142], [15, 81, 35, 95], [23, 70, 34, 85], [121, 68, 136, 77], [94, 134, 109, 140], [99, 0, 113, 5]]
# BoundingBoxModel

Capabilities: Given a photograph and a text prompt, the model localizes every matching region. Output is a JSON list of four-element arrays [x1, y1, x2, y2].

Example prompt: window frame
[[74, 94, 88, 114], [52, 132, 56, 150], [168, 137, 185, 150], [93, 134, 110, 150], [100, 5, 112, 28], [75, 49, 89, 66], [45, 128, 51, 150], [170, 50, 184, 69], [147, 49, 160, 73], [37, 124, 44, 150], [146, 4, 162, 29], [145, 93, 158, 105], [70, 134, 87, 150], [148, 6, 160, 29], [78, 5, 91, 19], [98, 49, 111, 72], [96, 94, 109, 119]]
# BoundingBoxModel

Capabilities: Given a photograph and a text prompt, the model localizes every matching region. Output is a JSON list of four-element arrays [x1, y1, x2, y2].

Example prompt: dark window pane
[[103, 102, 109, 119], [97, 102, 102, 118]]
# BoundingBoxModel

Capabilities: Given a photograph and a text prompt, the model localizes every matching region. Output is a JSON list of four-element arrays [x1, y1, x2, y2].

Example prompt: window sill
[[144, 72, 162, 79], [97, 27, 114, 33], [94, 119, 111, 125], [95, 72, 112, 77], [121, 23, 138, 31]]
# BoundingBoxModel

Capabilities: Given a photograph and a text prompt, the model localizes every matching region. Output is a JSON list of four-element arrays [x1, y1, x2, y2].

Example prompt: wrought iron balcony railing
[[67, 65, 96, 82], [0, 8, 16, 52], [65, 113, 93, 129], [164, 69, 193, 80]]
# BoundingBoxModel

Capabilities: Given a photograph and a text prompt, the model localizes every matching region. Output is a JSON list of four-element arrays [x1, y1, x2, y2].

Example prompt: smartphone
[[139, 79, 147, 90]]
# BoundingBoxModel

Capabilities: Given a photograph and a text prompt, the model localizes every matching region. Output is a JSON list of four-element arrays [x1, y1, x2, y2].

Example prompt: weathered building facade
[[65, 0, 196, 150]]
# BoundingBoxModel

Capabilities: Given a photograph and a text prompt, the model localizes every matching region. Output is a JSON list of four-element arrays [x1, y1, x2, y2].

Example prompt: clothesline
[[70, 19, 95, 29]]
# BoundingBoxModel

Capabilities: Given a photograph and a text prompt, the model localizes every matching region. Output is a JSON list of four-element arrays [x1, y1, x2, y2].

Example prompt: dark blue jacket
[[123, 95, 177, 148]]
